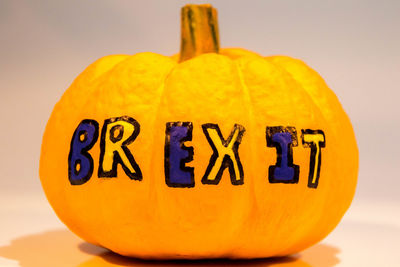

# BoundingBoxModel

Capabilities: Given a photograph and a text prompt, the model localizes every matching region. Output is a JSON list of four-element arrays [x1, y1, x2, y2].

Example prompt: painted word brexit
[[68, 116, 326, 189]]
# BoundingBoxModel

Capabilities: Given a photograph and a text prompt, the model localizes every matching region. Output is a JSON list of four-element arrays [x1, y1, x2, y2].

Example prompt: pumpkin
[[39, 4, 358, 259]]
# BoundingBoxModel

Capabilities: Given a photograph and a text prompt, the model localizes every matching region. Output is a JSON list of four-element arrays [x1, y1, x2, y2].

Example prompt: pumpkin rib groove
[[233, 60, 260, 214], [146, 59, 177, 225]]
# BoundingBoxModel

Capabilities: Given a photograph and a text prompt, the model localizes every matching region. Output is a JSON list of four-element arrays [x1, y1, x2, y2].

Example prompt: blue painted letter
[[164, 122, 194, 187], [266, 126, 299, 184], [68, 120, 99, 185]]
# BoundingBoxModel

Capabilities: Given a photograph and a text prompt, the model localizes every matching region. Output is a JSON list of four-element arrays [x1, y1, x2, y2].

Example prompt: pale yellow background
[[0, 0, 399, 266]]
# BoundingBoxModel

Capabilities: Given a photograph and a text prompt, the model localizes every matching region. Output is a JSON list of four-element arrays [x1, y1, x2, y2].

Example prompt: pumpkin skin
[[40, 5, 358, 259], [40, 47, 358, 258]]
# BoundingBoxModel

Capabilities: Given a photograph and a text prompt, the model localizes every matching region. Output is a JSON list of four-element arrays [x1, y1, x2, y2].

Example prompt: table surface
[[0, 192, 398, 267]]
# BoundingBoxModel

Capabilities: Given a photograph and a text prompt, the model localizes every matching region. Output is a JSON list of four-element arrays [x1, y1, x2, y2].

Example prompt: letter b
[[68, 120, 99, 185]]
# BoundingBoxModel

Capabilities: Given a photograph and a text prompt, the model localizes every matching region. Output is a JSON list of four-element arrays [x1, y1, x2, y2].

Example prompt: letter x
[[201, 124, 246, 185]]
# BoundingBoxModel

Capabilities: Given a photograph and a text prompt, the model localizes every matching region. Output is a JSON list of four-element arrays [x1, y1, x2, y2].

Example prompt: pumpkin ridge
[[259, 57, 357, 256], [55, 55, 130, 115], [258, 58, 331, 255], [265, 57, 358, 195], [39, 54, 133, 246], [72, 55, 130, 87]]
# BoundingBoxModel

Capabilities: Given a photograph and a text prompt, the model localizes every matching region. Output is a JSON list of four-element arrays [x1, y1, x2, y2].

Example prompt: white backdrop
[[1, 0, 398, 202], [0, 1, 399, 266]]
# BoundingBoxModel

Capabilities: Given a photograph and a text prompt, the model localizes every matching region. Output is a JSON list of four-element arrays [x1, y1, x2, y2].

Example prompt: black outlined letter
[[164, 122, 194, 188], [266, 126, 299, 184], [301, 129, 325, 188], [98, 116, 142, 180], [201, 124, 245, 185]]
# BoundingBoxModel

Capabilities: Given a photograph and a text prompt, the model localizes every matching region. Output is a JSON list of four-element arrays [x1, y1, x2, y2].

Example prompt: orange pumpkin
[[40, 4, 358, 259]]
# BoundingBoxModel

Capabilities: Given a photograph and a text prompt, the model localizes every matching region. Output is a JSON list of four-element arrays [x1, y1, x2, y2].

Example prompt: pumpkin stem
[[179, 4, 220, 62]]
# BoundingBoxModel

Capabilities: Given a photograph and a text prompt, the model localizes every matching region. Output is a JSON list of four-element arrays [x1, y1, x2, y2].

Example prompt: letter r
[[98, 116, 142, 180]]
